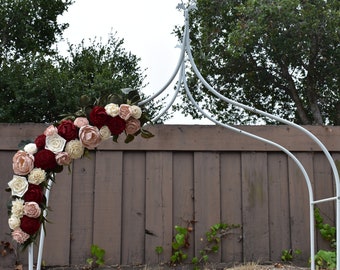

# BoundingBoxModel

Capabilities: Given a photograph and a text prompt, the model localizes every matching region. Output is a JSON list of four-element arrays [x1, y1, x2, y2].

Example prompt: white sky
[[58, 0, 212, 124]]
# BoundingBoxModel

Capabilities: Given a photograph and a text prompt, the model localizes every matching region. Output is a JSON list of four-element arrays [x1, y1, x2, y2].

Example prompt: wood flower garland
[[6, 89, 153, 248]]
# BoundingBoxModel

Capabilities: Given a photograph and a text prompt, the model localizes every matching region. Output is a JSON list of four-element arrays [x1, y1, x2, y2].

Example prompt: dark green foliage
[[174, 0, 340, 125], [0, 0, 164, 123]]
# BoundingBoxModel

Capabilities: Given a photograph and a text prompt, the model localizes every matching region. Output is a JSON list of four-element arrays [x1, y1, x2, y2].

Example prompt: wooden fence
[[1, 123, 339, 268]]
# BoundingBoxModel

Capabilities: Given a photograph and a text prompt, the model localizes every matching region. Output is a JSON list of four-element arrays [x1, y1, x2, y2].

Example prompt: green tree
[[0, 0, 163, 123], [0, 35, 158, 123], [0, 0, 72, 59], [174, 0, 340, 125]]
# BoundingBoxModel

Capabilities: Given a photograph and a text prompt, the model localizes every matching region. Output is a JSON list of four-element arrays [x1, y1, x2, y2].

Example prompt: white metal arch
[[31, 3, 339, 270]]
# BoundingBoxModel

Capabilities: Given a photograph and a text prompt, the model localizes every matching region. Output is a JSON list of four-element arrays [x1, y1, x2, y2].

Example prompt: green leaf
[[140, 129, 154, 139], [124, 134, 135, 143]]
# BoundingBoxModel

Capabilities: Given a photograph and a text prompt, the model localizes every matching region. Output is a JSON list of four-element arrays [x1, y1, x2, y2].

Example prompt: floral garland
[[6, 90, 153, 248]]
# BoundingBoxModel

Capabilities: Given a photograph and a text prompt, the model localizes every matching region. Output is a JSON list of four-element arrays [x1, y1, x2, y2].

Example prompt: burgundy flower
[[107, 116, 126, 135], [34, 149, 57, 171], [20, 215, 41, 235], [34, 134, 46, 149], [57, 120, 78, 142], [24, 184, 44, 205], [89, 106, 108, 129]]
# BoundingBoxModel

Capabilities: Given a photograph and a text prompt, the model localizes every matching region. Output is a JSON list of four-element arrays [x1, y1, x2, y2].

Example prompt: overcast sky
[[58, 0, 211, 124]]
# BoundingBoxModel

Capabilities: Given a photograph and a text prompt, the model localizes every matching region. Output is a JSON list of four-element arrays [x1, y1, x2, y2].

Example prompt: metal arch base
[[30, 3, 340, 270]]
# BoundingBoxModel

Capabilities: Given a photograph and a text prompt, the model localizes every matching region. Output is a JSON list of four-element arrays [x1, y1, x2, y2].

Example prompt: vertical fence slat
[[145, 152, 173, 264], [93, 151, 123, 265], [241, 152, 270, 262], [44, 168, 73, 266], [121, 152, 146, 265], [194, 152, 221, 262], [267, 152, 290, 261], [220, 152, 243, 263], [70, 152, 95, 265], [288, 152, 314, 263], [173, 152, 195, 261], [313, 153, 335, 251]]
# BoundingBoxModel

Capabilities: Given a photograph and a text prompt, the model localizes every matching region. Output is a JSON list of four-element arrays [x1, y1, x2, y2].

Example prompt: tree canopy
[[0, 0, 162, 123], [174, 0, 340, 125], [0, 0, 72, 58]]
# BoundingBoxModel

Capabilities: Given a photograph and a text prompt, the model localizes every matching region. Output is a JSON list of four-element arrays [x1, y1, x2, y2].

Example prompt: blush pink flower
[[44, 125, 58, 136], [23, 202, 41, 218], [12, 150, 34, 176], [74, 117, 89, 128], [79, 125, 102, 149], [119, 104, 132, 120], [12, 228, 30, 244], [125, 118, 141, 135], [55, 152, 72, 166]]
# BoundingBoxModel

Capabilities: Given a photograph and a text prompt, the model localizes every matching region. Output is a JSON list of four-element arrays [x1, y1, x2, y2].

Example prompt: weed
[[86, 244, 105, 268]]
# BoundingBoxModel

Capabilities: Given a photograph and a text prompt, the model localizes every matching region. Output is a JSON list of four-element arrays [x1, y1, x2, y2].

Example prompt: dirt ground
[[36, 262, 310, 270]]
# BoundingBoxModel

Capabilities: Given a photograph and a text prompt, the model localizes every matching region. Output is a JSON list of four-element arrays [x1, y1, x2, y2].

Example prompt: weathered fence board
[[1, 124, 339, 269]]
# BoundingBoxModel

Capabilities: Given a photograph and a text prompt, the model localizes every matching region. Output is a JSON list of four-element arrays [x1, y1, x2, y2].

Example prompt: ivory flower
[[45, 133, 67, 154], [130, 105, 142, 119], [28, 168, 46, 185], [65, 139, 84, 159], [105, 103, 120, 117], [8, 176, 29, 197], [24, 143, 38, 155], [8, 215, 21, 230], [11, 198, 25, 218], [99, 126, 111, 140]]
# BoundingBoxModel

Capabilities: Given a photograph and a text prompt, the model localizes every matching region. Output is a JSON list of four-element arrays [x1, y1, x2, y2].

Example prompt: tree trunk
[[279, 62, 311, 125]]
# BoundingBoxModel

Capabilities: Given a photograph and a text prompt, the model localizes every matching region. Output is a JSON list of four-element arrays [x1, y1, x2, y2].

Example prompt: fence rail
[[1, 124, 339, 268]]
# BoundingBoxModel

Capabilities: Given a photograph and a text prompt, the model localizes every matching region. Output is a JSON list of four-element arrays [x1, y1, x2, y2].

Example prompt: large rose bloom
[[24, 184, 44, 205], [44, 125, 58, 136], [65, 139, 84, 159], [23, 202, 41, 218], [12, 150, 34, 176], [119, 104, 132, 120], [125, 118, 141, 135], [105, 103, 120, 117], [20, 215, 41, 235], [11, 198, 25, 218], [34, 134, 46, 149], [8, 215, 21, 230], [57, 120, 78, 142], [107, 116, 126, 135], [24, 143, 38, 155], [90, 106, 108, 128], [12, 228, 30, 244], [8, 175, 29, 197], [74, 117, 89, 128], [28, 168, 46, 185], [55, 152, 72, 166], [45, 133, 66, 154], [34, 149, 57, 171], [130, 105, 142, 119], [99, 126, 111, 140], [79, 125, 102, 149]]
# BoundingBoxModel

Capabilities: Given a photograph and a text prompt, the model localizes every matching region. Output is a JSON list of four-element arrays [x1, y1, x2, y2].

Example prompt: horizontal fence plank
[[1, 123, 340, 151]]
